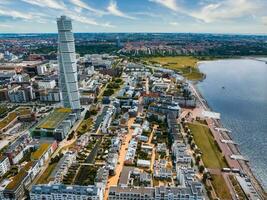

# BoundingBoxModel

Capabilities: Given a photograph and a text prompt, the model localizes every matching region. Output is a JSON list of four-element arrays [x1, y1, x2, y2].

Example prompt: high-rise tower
[[57, 16, 80, 110]]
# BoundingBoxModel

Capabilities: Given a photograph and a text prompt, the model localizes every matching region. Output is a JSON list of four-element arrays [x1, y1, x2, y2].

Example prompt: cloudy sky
[[0, 0, 266, 34]]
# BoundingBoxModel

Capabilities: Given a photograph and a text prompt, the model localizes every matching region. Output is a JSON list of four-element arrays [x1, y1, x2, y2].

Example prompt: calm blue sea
[[197, 59, 267, 190]]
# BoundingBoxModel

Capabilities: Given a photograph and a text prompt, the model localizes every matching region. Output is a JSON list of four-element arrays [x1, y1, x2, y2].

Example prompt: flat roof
[[37, 108, 71, 129], [5, 169, 28, 190], [202, 111, 221, 119], [31, 143, 51, 160]]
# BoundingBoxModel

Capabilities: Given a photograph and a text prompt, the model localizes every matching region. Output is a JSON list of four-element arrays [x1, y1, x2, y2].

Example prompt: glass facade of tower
[[57, 16, 81, 110]]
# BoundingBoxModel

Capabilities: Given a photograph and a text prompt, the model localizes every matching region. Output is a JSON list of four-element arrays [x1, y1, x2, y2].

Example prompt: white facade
[[57, 16, 81, 110], [0, 157, 11, 176], [38, 80, 56, 89], [37, 65, 47, 75], [30, 184, 103, 200]]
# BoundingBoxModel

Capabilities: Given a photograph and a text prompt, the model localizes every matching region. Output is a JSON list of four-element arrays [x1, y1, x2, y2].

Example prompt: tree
[[190, 142, 195, 150], [199, 165, 205, 173], [202, 172, 208, 184], [196, 155, 201, 166]]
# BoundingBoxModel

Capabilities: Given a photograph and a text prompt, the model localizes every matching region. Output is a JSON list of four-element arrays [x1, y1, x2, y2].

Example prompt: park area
[[144, 56, 204, 80], [188, 123, 228, 169], [188, 123, 231, 199], [210, 174, 232, 200]]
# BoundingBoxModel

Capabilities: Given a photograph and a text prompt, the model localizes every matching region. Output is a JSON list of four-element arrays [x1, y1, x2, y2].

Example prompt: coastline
[[189, 66, 267, 199]]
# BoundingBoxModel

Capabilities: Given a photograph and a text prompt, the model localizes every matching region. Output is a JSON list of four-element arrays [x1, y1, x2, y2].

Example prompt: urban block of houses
[[49, 151, 76, 184], [5, 132, 32, 164], [31, 108, 78, 141], [108, 184, 203, 200], [30, 184, 103, 200], [172, 141, 192, 166], [125, 139, 138, 165], [153, 160, 172, 180], [0, 156, 11, 176]]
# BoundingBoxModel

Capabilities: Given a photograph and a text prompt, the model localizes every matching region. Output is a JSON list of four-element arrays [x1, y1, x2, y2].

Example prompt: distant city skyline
[[0, 0, 267, 34]]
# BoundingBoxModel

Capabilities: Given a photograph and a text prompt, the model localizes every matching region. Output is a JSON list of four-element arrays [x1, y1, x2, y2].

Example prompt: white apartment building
[[0, 156, 11, 176], [30, 184, 103, 200], [38, 80, 56, 89]]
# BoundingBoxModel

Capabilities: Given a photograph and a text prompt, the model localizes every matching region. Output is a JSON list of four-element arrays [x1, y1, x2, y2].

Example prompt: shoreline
[[189, 79, 267, 199]]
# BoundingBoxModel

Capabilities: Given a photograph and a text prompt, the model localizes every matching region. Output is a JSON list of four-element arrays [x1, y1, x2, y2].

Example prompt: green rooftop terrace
[[5, 169, 28, 190], [37, 108, 71, 130], [31, 143, 51, 160]]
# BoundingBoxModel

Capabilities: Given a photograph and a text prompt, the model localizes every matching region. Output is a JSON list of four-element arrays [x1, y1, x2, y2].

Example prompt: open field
[[144, 56, 204, 80], [188, 123, 228, 169], [211, 174, 232, 200]]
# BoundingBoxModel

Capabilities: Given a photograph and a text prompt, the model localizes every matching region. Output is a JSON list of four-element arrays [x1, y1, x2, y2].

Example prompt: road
[[103, 117, 136, 200]]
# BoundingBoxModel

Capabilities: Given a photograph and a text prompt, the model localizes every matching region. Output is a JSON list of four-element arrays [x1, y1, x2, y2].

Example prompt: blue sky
[[0, 0, 266, 34]]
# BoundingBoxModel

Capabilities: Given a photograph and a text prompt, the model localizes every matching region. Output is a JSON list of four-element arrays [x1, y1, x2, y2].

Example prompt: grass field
[[144, 56, 204, 80], [188, 123, 228, 169], [211, 174, 232, 200]]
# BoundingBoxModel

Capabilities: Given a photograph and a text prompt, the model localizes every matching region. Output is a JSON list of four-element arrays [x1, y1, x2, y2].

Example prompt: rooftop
[[31, 143, 51, 160], [37, 108, 71, 129], [5, 169, 28, 190]]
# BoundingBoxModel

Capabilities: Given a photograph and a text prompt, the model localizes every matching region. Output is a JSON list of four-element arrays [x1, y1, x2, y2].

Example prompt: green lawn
[[144, 56, 204, 80], [38, 108, 71, 129], [211, 175, 232, 200], [188, 123, 228, 169]]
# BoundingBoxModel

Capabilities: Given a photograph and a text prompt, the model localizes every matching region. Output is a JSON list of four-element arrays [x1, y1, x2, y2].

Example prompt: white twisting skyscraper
[[57, 16, 81, 110]]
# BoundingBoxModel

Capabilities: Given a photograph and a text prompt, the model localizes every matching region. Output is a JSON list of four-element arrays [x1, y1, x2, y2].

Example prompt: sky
[[0, 0, 266, 34]]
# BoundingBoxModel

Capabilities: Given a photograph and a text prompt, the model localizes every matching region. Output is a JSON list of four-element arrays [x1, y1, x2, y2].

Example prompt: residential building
[[30, 184, 103, 200], [108, 185, 203, 200], [0, 156, 11, 176]]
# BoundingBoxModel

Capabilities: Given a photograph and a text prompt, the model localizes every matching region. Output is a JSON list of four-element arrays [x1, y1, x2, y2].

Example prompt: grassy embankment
[[211, 174, 232, 200], [144, 56, 204, 80], [188, 123, 231, 200], [36, 163, 57, 184], [188, 123, 227, 169]]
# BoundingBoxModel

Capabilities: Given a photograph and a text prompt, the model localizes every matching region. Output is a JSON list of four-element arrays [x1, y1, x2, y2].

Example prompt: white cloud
[[21, 0, 66, 10], [169, 22, 179, 26], [190, 0, 260, 23], [149, 0, 180, 12], [262, 16, 267, 25], [69, 0, 106, 16], [0, 7, 33, 19], [150, 0, 264, 23], [0, 24, 12, 28], [107, 1, 136, 19], [65, 12, 114, 28]]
